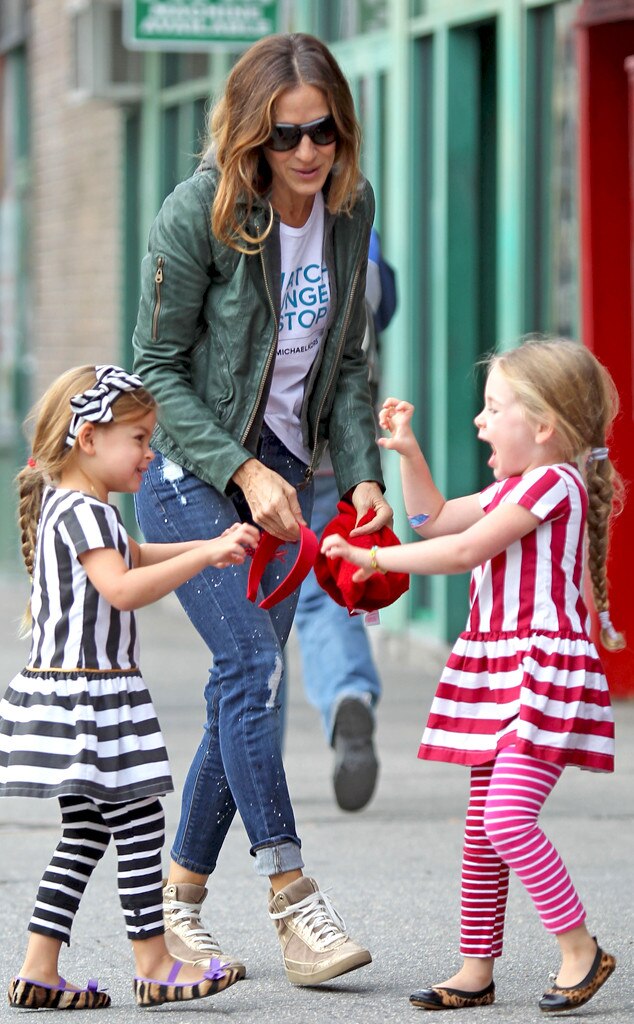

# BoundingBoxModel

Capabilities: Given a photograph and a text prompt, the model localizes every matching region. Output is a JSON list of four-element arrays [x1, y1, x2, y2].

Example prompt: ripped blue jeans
[[135, 425, 314, 877]]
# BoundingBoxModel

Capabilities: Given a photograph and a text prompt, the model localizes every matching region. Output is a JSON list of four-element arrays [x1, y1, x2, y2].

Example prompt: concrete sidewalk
[[0, 573, 632, 1022]]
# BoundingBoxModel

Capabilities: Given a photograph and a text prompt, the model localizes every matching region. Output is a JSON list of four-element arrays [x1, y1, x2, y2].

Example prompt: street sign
[[124, 0, 279, 51]]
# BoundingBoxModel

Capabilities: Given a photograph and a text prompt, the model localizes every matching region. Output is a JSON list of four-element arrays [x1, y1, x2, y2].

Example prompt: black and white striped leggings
[[29, 795, 165, 945]]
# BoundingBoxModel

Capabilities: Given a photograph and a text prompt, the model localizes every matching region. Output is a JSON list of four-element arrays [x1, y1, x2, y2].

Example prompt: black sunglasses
[[265, 115, 338, 152]]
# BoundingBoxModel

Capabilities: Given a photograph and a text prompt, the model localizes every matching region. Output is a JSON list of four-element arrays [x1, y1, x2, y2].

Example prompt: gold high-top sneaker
[[269, 876, 371, 985], [162, 881, 246, 979]]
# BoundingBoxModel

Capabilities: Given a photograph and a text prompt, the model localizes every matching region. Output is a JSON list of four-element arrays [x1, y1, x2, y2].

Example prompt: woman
[[133, 32, 391, 987]]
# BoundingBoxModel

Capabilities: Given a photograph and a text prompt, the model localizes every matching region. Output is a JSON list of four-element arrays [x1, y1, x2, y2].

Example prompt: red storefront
[[577, 0, 634, 697]]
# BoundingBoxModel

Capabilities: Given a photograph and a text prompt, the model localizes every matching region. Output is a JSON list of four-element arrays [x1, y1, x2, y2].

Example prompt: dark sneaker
[[332, 697, 379, 811], [269, 876, 372, 986]]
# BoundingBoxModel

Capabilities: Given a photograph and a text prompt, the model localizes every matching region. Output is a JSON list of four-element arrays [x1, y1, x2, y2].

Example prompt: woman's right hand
[[231, 459, 306, 541]]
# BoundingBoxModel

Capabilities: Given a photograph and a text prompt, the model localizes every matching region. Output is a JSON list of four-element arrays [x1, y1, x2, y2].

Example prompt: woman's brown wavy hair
[[207, 33, 362, 253]]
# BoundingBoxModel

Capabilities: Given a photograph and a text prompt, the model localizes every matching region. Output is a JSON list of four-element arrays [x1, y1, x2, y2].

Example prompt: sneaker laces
[[270, 888, 349, 948], [166, 898, 221, 953]]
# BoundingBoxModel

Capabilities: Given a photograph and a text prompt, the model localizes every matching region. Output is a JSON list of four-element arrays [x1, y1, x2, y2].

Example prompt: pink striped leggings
[[460, 748, 585, 958]]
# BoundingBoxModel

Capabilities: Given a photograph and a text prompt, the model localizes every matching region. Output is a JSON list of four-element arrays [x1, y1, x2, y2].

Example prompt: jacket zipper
[[240, 246, 279, 446], [301, 253, 364, 487], [152, 256, 164, 341]]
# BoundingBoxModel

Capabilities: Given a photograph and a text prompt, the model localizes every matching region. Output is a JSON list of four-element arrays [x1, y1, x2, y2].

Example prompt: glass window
[[524, 1, 579, 338], [160, 99, 210, 200], [316, 0, 389, 42], [162, 53, 211, 89], [551, 2, 579, 339], [0, 47, 29, 432], [0, 0, 27, 49], [108, 5, 143, 87]]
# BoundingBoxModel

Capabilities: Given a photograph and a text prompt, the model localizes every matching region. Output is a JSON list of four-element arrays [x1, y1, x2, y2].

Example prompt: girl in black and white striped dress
[[0, 365, 259, 1009]]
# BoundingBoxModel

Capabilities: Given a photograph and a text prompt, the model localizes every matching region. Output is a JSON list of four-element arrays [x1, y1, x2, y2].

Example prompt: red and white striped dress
[[418, 464, 614, 773]]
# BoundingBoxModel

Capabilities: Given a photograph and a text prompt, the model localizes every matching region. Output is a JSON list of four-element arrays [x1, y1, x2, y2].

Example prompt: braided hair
[[490, 338, 624, 651], [17, 365, 155, 610]]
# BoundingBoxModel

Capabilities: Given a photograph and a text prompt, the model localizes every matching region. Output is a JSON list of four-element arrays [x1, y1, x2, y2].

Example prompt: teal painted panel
[[446, 26, 494, 495], [524, 5, 555, 333], [443, 20, 500, 638], [408, 34, 435, 616], [445, 27, 482, 640]]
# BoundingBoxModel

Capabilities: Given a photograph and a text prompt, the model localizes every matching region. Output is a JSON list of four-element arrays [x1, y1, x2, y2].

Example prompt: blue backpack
[[368, 228, 397, 334]]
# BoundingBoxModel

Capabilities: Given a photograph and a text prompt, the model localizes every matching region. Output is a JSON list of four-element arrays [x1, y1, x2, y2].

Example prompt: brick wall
[[30, 0, 124, 397]]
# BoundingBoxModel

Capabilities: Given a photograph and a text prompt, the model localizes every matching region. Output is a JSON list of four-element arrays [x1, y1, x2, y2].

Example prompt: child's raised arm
[[379, 398, 482, 537], [81, 522, 260, 611]]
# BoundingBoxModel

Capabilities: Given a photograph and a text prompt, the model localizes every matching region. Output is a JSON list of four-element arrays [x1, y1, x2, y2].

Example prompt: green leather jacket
[[132, 167, 384, 498]]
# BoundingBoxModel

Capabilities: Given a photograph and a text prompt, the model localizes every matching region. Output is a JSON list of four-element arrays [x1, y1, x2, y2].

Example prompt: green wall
[[123, 0, 577, 643], [0, 0, 580, 646], [0, 45, 31, 570], [308, 0, 574, 640], [0, 0, 573, 634]]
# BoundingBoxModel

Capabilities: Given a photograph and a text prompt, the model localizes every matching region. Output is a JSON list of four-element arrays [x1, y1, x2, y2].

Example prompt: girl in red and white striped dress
[[322, 339, 623, 1014]]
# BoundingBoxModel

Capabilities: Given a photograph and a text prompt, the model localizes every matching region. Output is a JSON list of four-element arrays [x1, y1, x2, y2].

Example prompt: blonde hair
[[488, 338, 625, 651], [17, 365, 156, 581], [208, 33, 362, 252]]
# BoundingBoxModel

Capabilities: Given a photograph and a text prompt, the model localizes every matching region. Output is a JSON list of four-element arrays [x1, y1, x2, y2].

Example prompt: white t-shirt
[[264, 192, 331, 462]]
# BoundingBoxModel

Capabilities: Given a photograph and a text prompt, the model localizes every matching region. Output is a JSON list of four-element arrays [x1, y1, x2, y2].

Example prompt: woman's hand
[[348, 481, 393, 537], [378, 398, 421, 458], [232, 459, 306, 541]]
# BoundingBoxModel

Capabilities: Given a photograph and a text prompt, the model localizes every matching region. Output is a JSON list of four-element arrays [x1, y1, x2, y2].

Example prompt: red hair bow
[[247, 525, 319, 609]]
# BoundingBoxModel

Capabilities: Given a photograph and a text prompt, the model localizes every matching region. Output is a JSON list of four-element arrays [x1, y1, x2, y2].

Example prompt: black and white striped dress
[[0, 487, 173, 802]]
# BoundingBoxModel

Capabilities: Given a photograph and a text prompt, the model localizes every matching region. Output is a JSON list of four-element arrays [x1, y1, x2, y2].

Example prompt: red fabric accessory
[[246, 524, 319, 610], [313, 500, 409, 614], [27, 457, 37, 469]]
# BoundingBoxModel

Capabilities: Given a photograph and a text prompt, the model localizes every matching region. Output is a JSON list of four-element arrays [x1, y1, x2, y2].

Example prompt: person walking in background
[[0, 365, 256, 1009], [323, 338, 621, 1013], [293, 228, 397, 812], [133, 33, 391, 987]]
